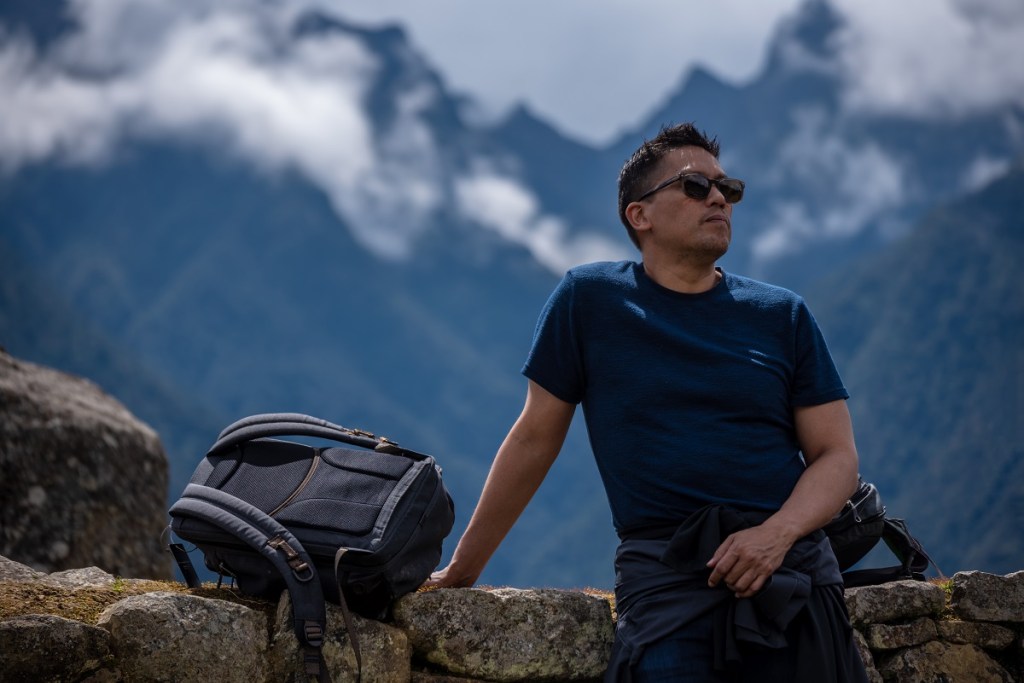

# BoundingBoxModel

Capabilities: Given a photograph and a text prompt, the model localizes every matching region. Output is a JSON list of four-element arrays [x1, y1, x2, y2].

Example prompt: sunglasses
[[636, 172, 745, 204]]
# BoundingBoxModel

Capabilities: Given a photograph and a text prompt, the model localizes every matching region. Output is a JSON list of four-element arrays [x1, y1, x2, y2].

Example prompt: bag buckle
[[266, 535, 315, 581], [303, 620, 324, 648]]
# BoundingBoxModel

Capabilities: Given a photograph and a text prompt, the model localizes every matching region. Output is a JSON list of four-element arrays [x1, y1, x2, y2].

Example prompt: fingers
[[421, 566, 476, 590], [706, 529, 784, 597]]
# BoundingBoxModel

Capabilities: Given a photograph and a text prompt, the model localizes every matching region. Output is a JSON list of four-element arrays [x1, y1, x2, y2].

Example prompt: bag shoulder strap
[[170, 484, 326, 632], [208, 413, 428, 460], [169, 484, 379, 681]]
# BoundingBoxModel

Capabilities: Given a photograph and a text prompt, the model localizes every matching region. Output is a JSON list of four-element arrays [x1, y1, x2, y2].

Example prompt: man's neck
[[641, 257, 722, 294]]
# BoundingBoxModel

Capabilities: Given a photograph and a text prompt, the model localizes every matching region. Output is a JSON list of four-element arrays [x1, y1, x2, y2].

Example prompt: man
[[428, 123, 868, 682]]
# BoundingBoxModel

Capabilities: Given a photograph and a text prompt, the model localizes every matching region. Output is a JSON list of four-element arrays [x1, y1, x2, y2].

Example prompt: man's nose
[[706, 184, 728, 206]]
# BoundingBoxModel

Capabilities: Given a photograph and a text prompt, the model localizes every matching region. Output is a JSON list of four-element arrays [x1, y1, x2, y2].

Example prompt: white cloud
[[0, 0, 453, 259], [960, 155, 1012, 193], [753, 106, 908, 263], [751, 202, 818, 263], [831, 0, 1024, 118], [455, 172, 630, 273], [0, 0, 628, 270], [6, 0, 1019, 270], [0, 35, 121, 170]]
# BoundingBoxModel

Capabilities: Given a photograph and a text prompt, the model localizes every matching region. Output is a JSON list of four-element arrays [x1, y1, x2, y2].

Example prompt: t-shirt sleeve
[[792, 299, 850, 406], [522, 272, 585, 404]]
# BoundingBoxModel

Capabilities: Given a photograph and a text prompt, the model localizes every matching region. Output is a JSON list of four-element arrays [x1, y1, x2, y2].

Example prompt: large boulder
[[0, 350, 171, 578]]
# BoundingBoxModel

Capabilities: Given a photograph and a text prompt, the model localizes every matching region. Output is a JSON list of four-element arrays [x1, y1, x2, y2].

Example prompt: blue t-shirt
[[522, 261, 849, 534]]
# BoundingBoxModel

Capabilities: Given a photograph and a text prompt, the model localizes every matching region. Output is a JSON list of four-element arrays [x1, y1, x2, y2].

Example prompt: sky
[[2, 0, 1023, 270], [305, 0, 1024, 143], [332, 0, 805, 144]]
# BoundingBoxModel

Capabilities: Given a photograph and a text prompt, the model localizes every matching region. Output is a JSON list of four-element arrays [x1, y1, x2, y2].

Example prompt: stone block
[[852, 628, 883, 683], [394, 588, 614, 682], [267, 592, 411, 683], [937, 620, 1016, 650], [96, 591, 267, 682], [878, 641, 1014, 683], [951, 571, 1024, 623], [0, 613, 116, 681], [865, 617, 937, 650], [844, 580, 946, 625]]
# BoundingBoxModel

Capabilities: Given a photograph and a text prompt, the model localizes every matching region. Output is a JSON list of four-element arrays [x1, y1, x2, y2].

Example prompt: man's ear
[[625, 201, 651, 234]]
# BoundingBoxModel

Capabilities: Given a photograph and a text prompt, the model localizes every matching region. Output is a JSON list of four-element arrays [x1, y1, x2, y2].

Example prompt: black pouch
[[823, 476, 937, 587], [824, 477, 886, 571]]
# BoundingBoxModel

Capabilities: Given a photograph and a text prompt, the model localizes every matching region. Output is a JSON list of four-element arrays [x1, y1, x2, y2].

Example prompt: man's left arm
[[706, 399, 859, 597]]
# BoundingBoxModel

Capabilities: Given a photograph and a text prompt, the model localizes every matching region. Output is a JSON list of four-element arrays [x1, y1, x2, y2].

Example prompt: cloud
[[0, 0, 437, 258], [0, 34, 121, 170], [960, 155, 1013, 193], [831, 0, 1024, 118], [752, 106, 907, 263], [455, 172, 630, 273], [0, 0, 623, 271]]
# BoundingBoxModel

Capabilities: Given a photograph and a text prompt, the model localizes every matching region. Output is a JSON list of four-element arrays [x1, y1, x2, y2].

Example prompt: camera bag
[[823, 477, 936, 587], [167, 413, 455, 681]]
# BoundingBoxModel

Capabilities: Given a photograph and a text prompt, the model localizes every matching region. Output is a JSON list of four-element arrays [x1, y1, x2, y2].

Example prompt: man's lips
[[704, 213, 731, 227]]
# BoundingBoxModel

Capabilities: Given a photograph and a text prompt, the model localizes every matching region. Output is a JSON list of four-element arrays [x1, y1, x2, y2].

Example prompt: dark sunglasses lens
[[718, 179, 744, 203], [680, 175, 712, 200]]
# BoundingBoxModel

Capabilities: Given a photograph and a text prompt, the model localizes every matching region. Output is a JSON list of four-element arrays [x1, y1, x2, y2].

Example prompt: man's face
[[631, 146, 733, 262]]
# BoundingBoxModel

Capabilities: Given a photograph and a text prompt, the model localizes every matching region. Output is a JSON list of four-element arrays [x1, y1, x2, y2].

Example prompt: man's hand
[[707, 399, 860, 599], [422, 563, 477, 590], [705, 522, 798, 598]]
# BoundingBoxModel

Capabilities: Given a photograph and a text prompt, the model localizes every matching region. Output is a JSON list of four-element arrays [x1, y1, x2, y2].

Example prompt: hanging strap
[[168, 541, 201, 588], [208, 412, 428, 460], [334, 548, 363, 683], [168, 484, 332, 681]]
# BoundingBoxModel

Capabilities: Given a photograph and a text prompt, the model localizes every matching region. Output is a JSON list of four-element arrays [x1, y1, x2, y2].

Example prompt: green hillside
[[807, 165, 1024, 575]]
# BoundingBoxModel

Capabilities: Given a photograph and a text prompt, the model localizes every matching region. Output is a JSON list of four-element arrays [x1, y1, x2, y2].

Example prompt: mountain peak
[[763, 0, 845, 77], [291, 10, 408, 47]]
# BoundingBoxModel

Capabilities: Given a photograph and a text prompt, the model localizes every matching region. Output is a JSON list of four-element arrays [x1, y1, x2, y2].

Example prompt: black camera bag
[[167, 413, 455, 681], [823, 477, 935, 587]]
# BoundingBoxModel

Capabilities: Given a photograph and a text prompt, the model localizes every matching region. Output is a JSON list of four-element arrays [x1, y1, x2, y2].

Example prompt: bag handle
[[208, 413, 428, 460]]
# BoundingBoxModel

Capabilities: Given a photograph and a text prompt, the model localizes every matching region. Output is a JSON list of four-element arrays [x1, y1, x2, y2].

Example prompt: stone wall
[[1, 554, 1021, 683]]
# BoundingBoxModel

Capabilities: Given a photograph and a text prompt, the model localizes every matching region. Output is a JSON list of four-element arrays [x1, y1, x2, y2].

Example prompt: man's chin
[[699, 240, 730, 262]]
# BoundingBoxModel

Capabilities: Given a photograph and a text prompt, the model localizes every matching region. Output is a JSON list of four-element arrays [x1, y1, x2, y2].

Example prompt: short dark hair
[[617, 122, 721, 247]]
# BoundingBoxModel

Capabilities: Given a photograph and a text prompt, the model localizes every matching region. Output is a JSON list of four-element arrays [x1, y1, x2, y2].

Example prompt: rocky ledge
[[1, 554, 1022, 683]]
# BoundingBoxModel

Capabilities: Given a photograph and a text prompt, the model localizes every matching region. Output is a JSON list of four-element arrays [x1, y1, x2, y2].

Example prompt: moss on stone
[[0, 580, 273, 625]]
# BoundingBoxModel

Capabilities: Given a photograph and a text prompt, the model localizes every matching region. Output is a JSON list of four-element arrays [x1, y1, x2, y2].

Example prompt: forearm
[[444, 427, 560, 584], [761, 446, 859, 545], [437, 381, 574, 587], [761, 399, 860, 544]]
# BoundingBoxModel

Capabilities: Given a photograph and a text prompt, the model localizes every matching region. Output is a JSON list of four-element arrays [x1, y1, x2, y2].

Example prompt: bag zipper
[[268, 450, 321, 517]]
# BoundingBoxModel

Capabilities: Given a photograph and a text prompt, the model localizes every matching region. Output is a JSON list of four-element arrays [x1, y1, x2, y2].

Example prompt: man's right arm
[[425, 379, 576, 588]]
